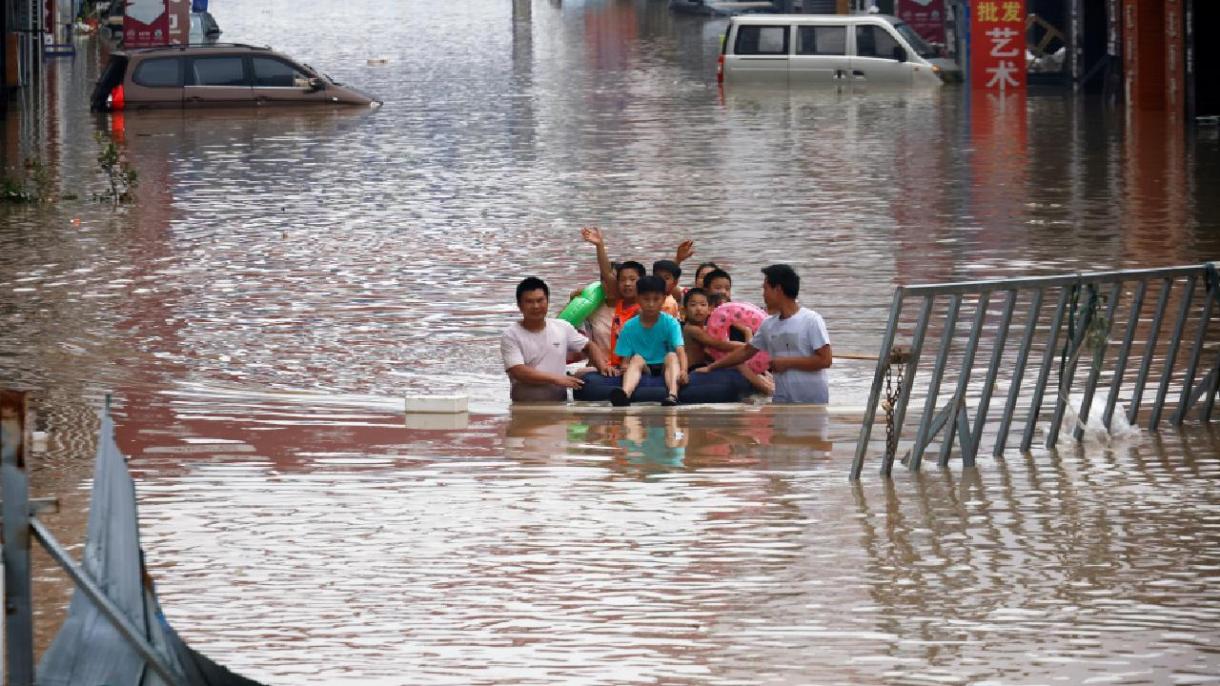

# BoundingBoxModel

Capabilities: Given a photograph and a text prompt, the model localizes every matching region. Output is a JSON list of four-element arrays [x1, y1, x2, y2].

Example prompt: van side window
[[855, 25, 901, 60], [735, 26, 789, 56], [796, 26, 847, 56], [132, 57, 182, 87], [252, 57, 311, 88], [190, 56, 249, 87]]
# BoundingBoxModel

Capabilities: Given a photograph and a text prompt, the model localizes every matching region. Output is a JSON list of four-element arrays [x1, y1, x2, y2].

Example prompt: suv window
[[855, 25, 901, 60], [251, 57, 311, 88], [190, 56, 249, 86], [796, 26, 847, 56], [734, 26, 789, 56], [132, 57, 183, 87]]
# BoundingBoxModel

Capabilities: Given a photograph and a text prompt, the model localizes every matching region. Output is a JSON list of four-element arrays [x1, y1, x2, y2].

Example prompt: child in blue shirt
[[611, 275, 688, 407]]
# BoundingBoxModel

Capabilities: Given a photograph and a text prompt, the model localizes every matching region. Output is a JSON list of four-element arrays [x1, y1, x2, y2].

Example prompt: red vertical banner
[[896, 0, 946, 45], [970, 0, 1027, 92]]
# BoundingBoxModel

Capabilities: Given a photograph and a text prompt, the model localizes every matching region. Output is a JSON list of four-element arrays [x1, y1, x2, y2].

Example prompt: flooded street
[[2, 0, 1219, 683]]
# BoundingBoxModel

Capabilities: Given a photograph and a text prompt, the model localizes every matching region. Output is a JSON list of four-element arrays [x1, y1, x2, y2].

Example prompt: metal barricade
[[851, 263, 1219, 480]]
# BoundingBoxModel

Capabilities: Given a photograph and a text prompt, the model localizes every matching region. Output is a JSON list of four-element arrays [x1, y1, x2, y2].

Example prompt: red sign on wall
[[123, 0, 190, 48], [970, 0, 1027, 91], [896, 0, 946, 46]]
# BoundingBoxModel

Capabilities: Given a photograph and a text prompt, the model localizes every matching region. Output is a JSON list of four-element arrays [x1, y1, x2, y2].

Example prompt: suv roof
[[118, 43, 274, 57], [729, 13, 900, 24]]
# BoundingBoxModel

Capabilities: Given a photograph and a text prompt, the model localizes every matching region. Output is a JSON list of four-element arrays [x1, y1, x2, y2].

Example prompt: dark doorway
[[1079, 0, 1108, 93], [1195, 0, 1220, 117], [1028, 0, 1069, 85]]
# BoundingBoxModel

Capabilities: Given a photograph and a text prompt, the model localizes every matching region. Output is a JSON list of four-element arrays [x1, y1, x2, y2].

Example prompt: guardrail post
[[911, 294, 960, 471], [1073, 281, 1123, 441], [1205, 352, 1220, 421], [1104, 280, 1147, 431], [939, 291, 990, 467], [1129, 278, 1174, 425], [1, 390, 34, 686], [1151, 274, 1197, 428], [882, 295, 934, 476], [996, 289, 1043, 456], [1022, 287, 1072, 452], [851, 288, 904, 481], [1173, 271, 1216, 424], [972, 290, 1016, 461], [1048, 283, 1096, 447]]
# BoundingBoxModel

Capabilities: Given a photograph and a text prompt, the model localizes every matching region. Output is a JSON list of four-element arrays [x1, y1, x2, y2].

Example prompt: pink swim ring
[[705, 301, 771, 375]]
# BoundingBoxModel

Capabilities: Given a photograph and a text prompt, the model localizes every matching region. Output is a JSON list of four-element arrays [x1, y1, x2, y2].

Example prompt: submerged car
[[719, 14, 962, 87], [91, 44, 380, 111]]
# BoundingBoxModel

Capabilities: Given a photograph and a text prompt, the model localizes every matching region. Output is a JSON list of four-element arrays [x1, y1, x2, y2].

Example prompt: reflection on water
[[125, 413, 1218, 685], [2, 0, 1219, 683]]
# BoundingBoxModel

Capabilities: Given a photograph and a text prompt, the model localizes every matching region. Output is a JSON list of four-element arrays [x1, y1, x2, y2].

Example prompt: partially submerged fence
[[851, 263, 1219, 480]]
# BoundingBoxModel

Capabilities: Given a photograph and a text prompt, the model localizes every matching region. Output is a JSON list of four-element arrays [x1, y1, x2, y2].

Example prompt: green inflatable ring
[[558, 281, 605, 328]]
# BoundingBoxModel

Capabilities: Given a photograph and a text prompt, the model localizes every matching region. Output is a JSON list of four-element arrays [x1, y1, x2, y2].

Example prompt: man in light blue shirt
[[699, 264, 832, 404]]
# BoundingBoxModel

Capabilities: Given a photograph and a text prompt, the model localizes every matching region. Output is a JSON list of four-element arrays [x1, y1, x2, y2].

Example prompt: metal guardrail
[[851, 263, 1219, 480], [1, 391, 187, 686]]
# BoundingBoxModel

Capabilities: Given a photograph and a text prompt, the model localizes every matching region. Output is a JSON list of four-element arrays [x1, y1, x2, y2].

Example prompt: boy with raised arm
[[581, 227, 696, 366], [610, 276, 688, 407]]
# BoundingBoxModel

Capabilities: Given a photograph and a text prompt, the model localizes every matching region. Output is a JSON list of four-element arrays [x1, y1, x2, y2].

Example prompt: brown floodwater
[[2, 0, 1219, 683]]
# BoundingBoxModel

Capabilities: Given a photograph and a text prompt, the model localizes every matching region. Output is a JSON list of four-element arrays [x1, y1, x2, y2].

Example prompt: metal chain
[[882, 354, 904, 463]]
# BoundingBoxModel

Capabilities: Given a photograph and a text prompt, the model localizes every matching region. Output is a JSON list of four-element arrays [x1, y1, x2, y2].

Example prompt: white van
[[718, 14, 961, 87]]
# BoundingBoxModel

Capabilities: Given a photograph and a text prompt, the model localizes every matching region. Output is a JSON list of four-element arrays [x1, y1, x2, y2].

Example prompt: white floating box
[[405, 413, 470, 431], [404, 394, 468, 414]]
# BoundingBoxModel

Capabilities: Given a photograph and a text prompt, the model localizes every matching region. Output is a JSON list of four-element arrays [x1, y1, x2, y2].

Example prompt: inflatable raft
[[573, 368, 752, 404]]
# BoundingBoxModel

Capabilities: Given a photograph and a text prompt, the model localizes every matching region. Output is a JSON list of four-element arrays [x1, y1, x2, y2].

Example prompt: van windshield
[[891, 22, 938, 59]]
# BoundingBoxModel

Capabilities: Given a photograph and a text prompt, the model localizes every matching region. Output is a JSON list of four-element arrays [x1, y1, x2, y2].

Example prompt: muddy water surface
[[2, 0, 1219, 683]]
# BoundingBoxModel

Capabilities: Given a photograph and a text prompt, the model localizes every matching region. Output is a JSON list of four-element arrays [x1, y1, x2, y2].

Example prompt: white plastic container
[[404, 394, 468, 414], [405, 413, 470, 431]]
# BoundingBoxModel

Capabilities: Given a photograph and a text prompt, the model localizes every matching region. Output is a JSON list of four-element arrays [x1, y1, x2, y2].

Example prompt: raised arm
[[580, 226, 618, 305], [675, 239, 695, 265]]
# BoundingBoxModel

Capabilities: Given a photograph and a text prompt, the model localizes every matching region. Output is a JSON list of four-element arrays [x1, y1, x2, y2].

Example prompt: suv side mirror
[[307, 77, 325, 92], [892, 46, 908, 62]]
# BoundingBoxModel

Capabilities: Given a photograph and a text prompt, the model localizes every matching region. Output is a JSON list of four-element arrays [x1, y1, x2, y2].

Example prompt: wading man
[[699, 264, 832, 404], [502, 277, 612, 402]]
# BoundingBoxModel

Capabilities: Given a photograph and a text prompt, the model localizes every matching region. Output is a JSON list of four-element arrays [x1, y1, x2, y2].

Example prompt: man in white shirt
[[501, 277, 612, 402], [698, 264, 832, 404]]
